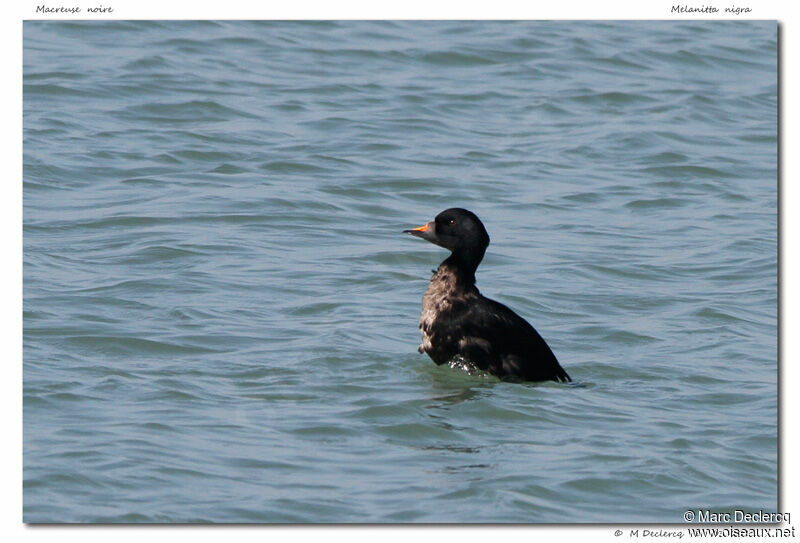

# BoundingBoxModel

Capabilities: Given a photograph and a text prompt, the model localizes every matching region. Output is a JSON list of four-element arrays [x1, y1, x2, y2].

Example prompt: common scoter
[[404, 208, 570, 383]]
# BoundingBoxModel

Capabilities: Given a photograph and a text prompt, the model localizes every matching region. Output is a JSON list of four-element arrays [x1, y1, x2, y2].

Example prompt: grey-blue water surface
[[23, 21, 777, 523]]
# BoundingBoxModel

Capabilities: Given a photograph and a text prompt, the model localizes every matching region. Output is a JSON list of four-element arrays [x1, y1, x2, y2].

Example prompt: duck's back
[[420, 275, 570, 382]]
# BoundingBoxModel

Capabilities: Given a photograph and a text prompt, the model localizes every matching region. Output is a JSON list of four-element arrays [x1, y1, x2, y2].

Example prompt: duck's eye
[[447, 219, 456, 226]]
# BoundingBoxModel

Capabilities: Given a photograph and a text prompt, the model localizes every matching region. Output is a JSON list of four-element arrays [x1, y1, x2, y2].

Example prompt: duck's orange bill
[[410, 224, 429, 232]]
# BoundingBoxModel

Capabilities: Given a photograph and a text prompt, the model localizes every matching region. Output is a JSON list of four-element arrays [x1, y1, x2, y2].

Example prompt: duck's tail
[[552, 364, 572, 383]]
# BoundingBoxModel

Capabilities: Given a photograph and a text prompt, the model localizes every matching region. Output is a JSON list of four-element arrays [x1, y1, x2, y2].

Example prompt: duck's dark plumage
[[404, 208, 570, 383]]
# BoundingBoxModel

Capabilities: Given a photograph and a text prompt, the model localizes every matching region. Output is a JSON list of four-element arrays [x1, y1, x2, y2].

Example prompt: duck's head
[[404, 208, 490, 256]]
